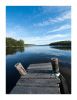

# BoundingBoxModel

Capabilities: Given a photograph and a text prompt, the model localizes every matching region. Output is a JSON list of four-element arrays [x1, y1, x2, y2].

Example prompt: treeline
[[6, 37, 24, 47], [49, 41, 71, 47]]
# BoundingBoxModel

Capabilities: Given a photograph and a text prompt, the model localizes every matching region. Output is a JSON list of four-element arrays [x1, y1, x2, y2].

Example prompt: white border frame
[[0, 0, 77, 99]]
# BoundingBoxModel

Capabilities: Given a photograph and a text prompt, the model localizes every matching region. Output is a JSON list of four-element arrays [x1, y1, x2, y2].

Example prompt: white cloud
[[7, 31, 70, 45], [24, 33, 70, 45], [33, 11, 71, 27], [54, 11, 71, 22], [47, 24, 71, 33]]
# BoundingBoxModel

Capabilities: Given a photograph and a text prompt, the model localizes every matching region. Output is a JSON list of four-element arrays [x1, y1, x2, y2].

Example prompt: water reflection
[[6, 47, 24, 55], [50, 46, 71, 50], [6, 46, 71, 93]]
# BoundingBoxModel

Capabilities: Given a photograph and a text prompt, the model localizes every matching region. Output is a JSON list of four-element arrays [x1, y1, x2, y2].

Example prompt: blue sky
[[6, 6, 71, 45]]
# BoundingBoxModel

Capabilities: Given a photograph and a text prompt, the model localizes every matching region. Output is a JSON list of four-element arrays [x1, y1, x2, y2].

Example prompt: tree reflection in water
[[50, 46, 71, 50], [6, 47, 24, 55]]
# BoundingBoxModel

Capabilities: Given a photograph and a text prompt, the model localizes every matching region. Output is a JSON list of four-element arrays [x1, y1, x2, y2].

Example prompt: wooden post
[[15, 63, 27, 76], [51, 58, 60, 76]]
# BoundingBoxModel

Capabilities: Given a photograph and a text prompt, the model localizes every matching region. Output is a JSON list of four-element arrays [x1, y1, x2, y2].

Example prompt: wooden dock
[[11, 59, 61, 94]]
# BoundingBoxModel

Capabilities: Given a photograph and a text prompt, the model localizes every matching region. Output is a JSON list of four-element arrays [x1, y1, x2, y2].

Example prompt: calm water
[[6, 46, 71, 93]]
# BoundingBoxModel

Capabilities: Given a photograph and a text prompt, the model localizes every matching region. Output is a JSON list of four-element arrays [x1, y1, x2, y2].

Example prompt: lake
[[6, 46, 71, 94]]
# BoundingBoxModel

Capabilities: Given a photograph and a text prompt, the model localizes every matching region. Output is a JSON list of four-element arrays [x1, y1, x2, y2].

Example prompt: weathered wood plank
[[27, 70, 52, 73], [28, 62, 52, 67], [27, 62, 53, 73], [11, 86, 60, 94], [16, 78, 60, 86], [21, 73, 56, 79], [17, 78, 60, 84], [28, 62, 52, 70]]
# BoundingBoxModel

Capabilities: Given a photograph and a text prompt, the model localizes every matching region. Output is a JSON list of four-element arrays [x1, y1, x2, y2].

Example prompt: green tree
[[6, 38, 24, 47]]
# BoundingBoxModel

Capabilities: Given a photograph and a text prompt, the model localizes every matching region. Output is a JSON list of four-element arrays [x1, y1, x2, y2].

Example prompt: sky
[[6, 6, 71, 45]]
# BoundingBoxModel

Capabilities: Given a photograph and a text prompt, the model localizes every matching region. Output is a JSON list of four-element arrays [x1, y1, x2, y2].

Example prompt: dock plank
[[11, 62, 61, 94], [21, 73, 56, 79], [16, 78, 60, 86], [11, 86, 60, 94], [28, 63, 52, 70]]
